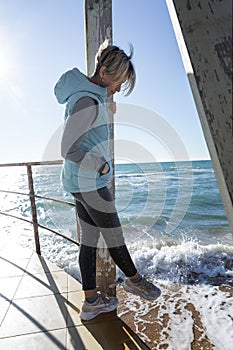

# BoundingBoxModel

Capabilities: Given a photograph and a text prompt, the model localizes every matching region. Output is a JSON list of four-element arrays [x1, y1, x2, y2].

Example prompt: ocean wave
[[123, 240, 233, 287], [116, 171, 161, 179]]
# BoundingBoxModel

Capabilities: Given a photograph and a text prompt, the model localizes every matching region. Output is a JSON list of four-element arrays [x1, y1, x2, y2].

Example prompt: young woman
[[54, 41, 161, 321]]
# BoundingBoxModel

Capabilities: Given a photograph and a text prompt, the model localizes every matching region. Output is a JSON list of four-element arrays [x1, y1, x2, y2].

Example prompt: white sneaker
[[80, 292, 118, 321], [123, 276, 161, 300]]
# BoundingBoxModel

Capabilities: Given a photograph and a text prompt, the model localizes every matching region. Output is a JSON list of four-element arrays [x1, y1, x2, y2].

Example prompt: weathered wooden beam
[[166, 0, 233, 232], [85, 0, 116, 296]]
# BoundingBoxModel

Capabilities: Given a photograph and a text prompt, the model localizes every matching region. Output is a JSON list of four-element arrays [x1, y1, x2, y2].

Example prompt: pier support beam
[[85, 0, 116, 296], [166, 0, 233, 232]]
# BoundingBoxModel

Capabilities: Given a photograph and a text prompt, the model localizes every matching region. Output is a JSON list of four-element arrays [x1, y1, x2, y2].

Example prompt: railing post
[[26, 165, 41, 255]]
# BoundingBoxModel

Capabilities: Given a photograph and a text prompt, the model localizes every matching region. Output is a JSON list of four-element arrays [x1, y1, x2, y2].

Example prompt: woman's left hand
[[101, 163, 110, 175]]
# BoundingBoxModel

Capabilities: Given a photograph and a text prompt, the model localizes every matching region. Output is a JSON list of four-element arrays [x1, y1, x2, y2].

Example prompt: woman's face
[[100, 67, 126, 97], [104, 74, 126, 97]]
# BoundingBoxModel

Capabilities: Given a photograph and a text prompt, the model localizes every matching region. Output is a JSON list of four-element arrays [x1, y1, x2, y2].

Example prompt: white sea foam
[[116, 239, 233, 349], [119, 283, 233, 350]]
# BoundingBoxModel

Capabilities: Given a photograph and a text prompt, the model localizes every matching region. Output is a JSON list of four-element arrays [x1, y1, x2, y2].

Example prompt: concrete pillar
[[166, 0, 233, 232]]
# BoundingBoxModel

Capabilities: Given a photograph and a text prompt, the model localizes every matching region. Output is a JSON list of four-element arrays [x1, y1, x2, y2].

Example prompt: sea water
[[0, 160, 232, 349]]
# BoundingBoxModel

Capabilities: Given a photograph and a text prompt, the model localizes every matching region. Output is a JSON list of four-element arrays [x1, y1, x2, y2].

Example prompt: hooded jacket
[[54, 68, 113, 193]]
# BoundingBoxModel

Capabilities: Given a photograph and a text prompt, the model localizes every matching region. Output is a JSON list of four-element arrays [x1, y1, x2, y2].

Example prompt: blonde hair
[[94, 40, 136, 95]]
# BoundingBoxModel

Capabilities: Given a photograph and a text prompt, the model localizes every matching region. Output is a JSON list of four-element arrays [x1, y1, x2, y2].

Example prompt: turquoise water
[[115, 160, 231, 243]]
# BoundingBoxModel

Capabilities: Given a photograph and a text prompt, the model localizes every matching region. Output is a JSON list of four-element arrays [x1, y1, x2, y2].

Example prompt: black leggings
[[72, 187, 137, 290]]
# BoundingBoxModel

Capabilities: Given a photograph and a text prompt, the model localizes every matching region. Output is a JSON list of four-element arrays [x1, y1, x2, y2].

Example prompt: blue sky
[[0, 0, 210, 164]]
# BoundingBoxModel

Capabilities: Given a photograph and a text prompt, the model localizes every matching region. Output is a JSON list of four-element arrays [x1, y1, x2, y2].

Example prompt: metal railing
[[0, 160, 80, 255]]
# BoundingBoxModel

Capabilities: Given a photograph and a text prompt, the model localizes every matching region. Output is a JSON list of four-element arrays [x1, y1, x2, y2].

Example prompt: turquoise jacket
[[54, 68, 113, 193]]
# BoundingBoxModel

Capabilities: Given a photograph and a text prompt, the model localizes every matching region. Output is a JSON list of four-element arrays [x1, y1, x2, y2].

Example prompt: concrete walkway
[[0, 245, 150, 350]]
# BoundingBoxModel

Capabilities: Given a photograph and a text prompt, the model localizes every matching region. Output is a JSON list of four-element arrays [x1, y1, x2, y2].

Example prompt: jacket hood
[[54, 68, 107, 104]]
